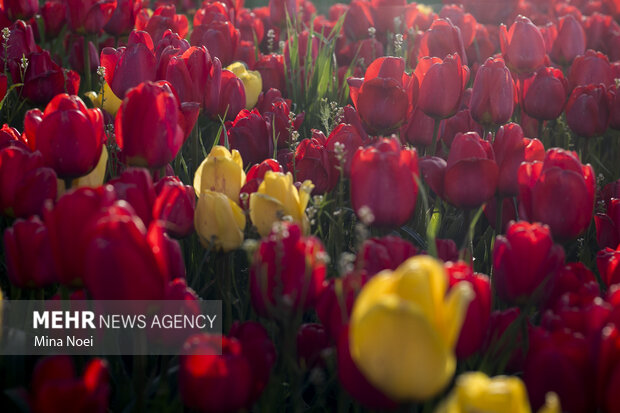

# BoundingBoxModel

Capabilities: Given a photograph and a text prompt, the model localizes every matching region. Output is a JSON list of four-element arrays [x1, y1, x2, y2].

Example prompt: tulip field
[[3, 0, 620, 411]]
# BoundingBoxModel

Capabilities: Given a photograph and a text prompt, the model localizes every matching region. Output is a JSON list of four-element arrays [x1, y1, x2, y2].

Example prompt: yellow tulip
[[349, 255, 474, 400], [249, 171, 314, 237], [435, 372, 561, 413], [85, 82, 123, 116], [226, 61, 263, 109], [194, 145, 246, 202], [57, 146, 109, 196], [195, 190, 246, 252]]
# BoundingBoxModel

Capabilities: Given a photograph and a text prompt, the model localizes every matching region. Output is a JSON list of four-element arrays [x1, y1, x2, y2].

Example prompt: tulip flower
[[263, 98, 303, 148], [226, 61, 263, 109], [134, 5, 189, 43], [417, 18, 468, 65], [568, 50, 613, 90], [342, 0, 373, 41], [0, 147, 57, 218], [401, 107, 436, 148], [2, 0, 38, 20], [153, 176, 196, 238], [521, 67, 569, 121], [104, 0, 143, 37], [164, 46, 213, 105], [543, 262, 600, 313], [470, 57, 515, 126], [3, 217, 56, 288], [493, 221, 565, 305], [115, 80, 199, 169], [41, 1, 67, 39], [518, 148, 595, 240], [217, 69, 246, 121], [194, 145, 246, 202], [85, 81, 123, 116], [347, 56, 417, 135], [23, 94, 104, 180], [108, 168, 156, 228], [350, 255, 473, 400], [443, 132, 498, 208], [289, 131, 338, 195], [325, 123, 365, 176], [30, 357, 110, 413], [190, 21, 240, 67], [595, 198, 620, 249], [597, 246, 620, 287], [350, 138, 419, 227], [416, 54, 469, 120], [296, 323, 330, 368], [255, 54, 285, 93], [65, 0, 116, 34], [250, 222, 326, 317], [565, 84, 611, 138], [499, 15, 546, 74], [17, 50, 80, 105], [550, 14, 586, 65], [195, 190, 246, 252], [435, 372, 560, 413], [239, 159, 283, 208], [356, 236, 419, 276]]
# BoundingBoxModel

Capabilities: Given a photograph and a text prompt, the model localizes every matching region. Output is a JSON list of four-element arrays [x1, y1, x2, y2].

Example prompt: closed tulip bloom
[[194, 145, 246, 202], [343, 0, 374, 41], [568, 50, 613, 90], [348, 56, 417, 135], [493, 221, 565, 304], [499, 15, 546, 74], [17, 50, 80, 105], [470, 57, 515, 126], [439, 5, 477, 48], [226, 109, 272, 166], [165, 46, 213, 105], [134, 5, 188, 43], [2, 0, 38, 20], [195, 190, 245, 252], [418, 18, 468, 65], [565, 84, 611, 138], [356, 235, 419, 276], [444, 132, 498, 208], [350, 256, 473, 400], [190, 21, 240, 67], [41, 1, 67, 39], [493, 123, 545, 197], [521, 67, 569, 121], [290, 131, 338, 195], [595, 197, 620, 249], [249, 171, 313, 236], [23, 94, 104, 180], [3, 217, 56, 288], [416, 54, 469, 119], [435, 372, 560, 413], [325, 123, 365, 176], [350, 138, 419, 228], [226, 61, 262, 109], [109, 168, 156, 228], [153, 176, 196, 238], [217, 69, 246, 121], [550, 14, 586, 65], [250, 222, 326, 317], [255, 54, 285, 93], [104, 0, 142, 37], [401, 106, 436, 148], [518, 149, 595, 240], [65, 0, 116, 34], [597, 246, 620, 287]]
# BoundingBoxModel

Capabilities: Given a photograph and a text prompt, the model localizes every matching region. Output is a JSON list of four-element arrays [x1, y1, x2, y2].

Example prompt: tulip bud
[[499, 15, 546, 74], [289, 131, 338, 195], [568, 50, 613, 90], [565, 84, 611, 138], [416, 54, 469, 119], [153, 176, 196, 238], [190, 21, 240, 67], [417, 18, 468, 65], [194, 145, 246, 203], [521, 67, 569, 121], [227, 109, 272, 166], [550, 14, 586, 65], [135, 5, 189, 44], [470, 57, 515, 126]]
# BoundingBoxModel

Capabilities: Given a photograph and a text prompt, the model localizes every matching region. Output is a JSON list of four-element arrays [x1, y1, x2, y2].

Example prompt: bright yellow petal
[[74, 146, 108, 188], [249, 192, 285, 237]]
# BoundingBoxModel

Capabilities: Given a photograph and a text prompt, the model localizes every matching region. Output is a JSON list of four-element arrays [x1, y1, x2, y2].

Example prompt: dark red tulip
[[289, 131, 338, 194], [521, 67, 569, 121], [493, 221, 565, 304], [297, 323, 330, 369], [65, 0, 116, 34], [134, 5, 188, 43], [356, 235, 419, 276], [597, 246, 620, 288], [317, 272, 368, 341], [236, 9, 264, 43], [568, 50, 614, 90], [400, 106, 436, 148], [104, 0, 144, 37], [416, 53, 469, 119], [343, 0, 374, 41], [250, 222, 326, 318], [439, 4, 477, 48], [518, 148, 595, 240], [154, 30, 190, 79], [41, 1, 68, 38], [565, 84, 611, 138], [31, 357, 110, 413], [544, 262, 600, 311], [350, 138, 418, 227], [524, 328, 593, 413], [439, 108, 483, 150], [227, 108, 272, 165], [109, 168, 156, 227], [16, 50, 80, 105], [470, 57, 515, 126], [153, 176, 196, 238], [164, 46, 213, 105], [348, 56, 417, 135], [419, 155, 446, 198], [609, 85, 620, 131], [445, 261, 491, 358], [180, 334, 253, 412], [3, 216, 56, 288], [23, 94, 104, 179], [2, 0, 38, 20], [595, 198, 620, 249], [493, 123, 545, 197], [2, 20, 38, 69], [193, 1, 229, 27], [234, 40, 257, 68], [0, 123, 27, 151], [100, 30, 157, 99], [0, 147, 57, 218], [499, 15, 546, 74], [462, 0, 517, 24], [217, 69, 246, 121], [325, 123, 365, 176], [263, 97, 302, 148], [255, 54, 285, 93], [484, 196, 517, 232], [443, 132, 498, 208], [418, 18, 468, 65], [550, 14, 586, 65], [190, 20, 239, 67], [115, 80, 199, 169]]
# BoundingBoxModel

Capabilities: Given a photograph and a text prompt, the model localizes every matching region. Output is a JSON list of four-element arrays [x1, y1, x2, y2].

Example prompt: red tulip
[[568, 49, 614, 90], [482, 307, 527, 372], [100, 30, 157, 99], [104, 0, 144, 37], [470, 57, 515, 126], [493, 221, 565, 304], [499, 15, 546, 74], [348, 56, 417, 135], [30, 357, 110, 413], [550, 14, 586, 65], [226, 108, 272, 165], [521, 67, 569, 121], [0, 147, 57, 218], [565, 84, 611, 138], [445, 261, 491, 358], [236, 9, 264, 44], [0, 124, 27, 151], [461, 0, 517, 24], [255, 54, 285, 93], [67, 35, 99, 75], [297, 323, 330, 369], [493, 123, 545, 197], [190, 20, 239, 67], [594, 323, 620, 413], [439, 4, 477, 48], [217, 69, 246, 121], [16, 50, 80, 105], [134, 4, 188, 43], [370, 0, 406, 36], [518, 148, 595, 240], [109, 168, 156, 227], [154, 30, 191, 78], [65, 0, 116, 34], [439, 108, 483, 149], [289, 131, 338, 194], [269, 0, 299, 26], [2, 20, 38, 69], [419, 155, 446, 198], [597, 246, 620, 288], [443, 132, 498, 208], [356, 235, 419, 276], [595, 198, 620, 249], [544, 262, 600, 311], [317, 272, 368, 341], [418, 18, 468, 65], [416, 53, 469, 119], [343, 0, 374, 41], [262, 97, 302, 148], [153, 175, 196, 238], [23, 94, 104, 179], [350, 138, 419, 227], [325, 123, 365, 176], [115, 80, 199, 169], [41, 1, 67, 38], [250, 222, 326, 318], [164, 46, 213, 105], [2, 0, 38, 20], [239, 159, 282, 208]]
